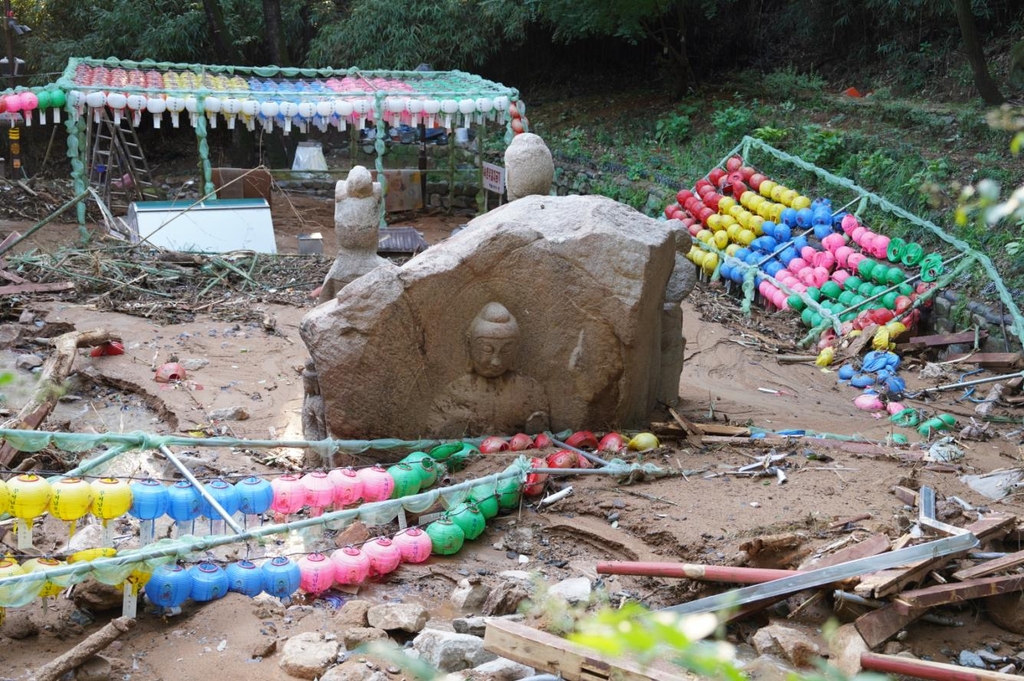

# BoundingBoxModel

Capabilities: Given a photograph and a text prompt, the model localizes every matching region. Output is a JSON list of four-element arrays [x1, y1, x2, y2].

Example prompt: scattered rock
[[75, 654, 112, 681], [752, 623, 821, 668], [321, 662, 390, 681], [481, 581, 529, 617], [252, 638, 278, 659], [985, 593, 1024, 635], [208, 406, 250, 421], [452, 614, 525, 638], [337, 599, 372, 627], [547, 577, 591, 604], [180, 358, 210, 371], [252, 593, 286, 619], [15, 353, 43, 370], [469, 656, 536, 680], [1, 608, 38, 639], [343, 627, 389, 650], [279, 632, 341, 679], [959, 650, 985, 669], [367, 603, 430, 633], [883, 641, 905, 655], [501, 528, 535, 555], [335, 521, 371, 548], [413, 629, 497, 672], [72, 579, 123, 612], [451, 578, 490, 611], [65, 524, 105, 554]]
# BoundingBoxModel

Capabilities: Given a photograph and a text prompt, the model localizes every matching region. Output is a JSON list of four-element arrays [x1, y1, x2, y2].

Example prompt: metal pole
[[548, 437, 610, 467], [158, 445, 244, 534], [921, 370, 1024, 394]]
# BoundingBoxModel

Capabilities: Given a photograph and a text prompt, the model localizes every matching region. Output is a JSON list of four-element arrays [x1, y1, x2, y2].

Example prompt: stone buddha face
[[468, 303, 520, 379]]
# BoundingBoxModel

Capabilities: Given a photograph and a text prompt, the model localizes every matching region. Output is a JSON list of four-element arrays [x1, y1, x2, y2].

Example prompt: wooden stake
[[33, 616, 136, 681]]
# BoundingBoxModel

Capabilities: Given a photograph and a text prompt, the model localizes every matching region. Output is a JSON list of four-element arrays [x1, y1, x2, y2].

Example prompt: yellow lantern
[[791, 195, 812, 210], [728, 205, 744, 220], [49, 478, 94, 523], [769, 204, 785, 222], [68, 548, 117, 563], [725, 243, 741, 257], [706, 214, 721, 231], [780, 189, 799, 207], [740, 191, 757, 208], [759, 180, 777, 198], [700, 252, 718, 276], [757, 202, 772, 219], [696, 229, 713, 244], [22, 558, 70, 599], [717, 196, 736, 213], [770, 185, 787, 202], [719, 214, 737, 229], [0, 557, 25, 610], [91, 478, 133, 520], [0, 478, 7, 516], [7, 475, 51, 519], [712, 231, 729, 250], [749, 215, 765, 236], [628, 433, 660, 451], [737, 212, 752, 229], [738, 229, 756, 246], [726, 223, 742, 241]]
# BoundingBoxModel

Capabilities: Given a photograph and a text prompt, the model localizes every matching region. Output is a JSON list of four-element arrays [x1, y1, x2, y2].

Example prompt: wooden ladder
[[87, 109, 155, 213]]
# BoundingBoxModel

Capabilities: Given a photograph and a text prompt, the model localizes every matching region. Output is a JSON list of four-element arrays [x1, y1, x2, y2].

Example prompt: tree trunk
[[672, 3, 697, 97], [200, 0, 240, 64], [952, 0, 1004, 105], [262, 0, 291, 66]]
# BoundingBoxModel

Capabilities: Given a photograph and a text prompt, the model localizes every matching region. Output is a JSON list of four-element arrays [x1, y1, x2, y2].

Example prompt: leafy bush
[[762, 65, 827, 99], [753, 126, 789, 145], [655, 104, 698, 147], [711, 105, 757, 144], [800, 126, 846, 166]]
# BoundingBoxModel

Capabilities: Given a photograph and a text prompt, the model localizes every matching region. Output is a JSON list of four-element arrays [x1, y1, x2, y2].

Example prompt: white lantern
[[240, 99, 259, 130], [222, 97, 241, 129], [352, 98, 371, 130], [440, 99, 459, 131], [406, 98, 423, 126], [204, 95, 222, 129], [86, 91, 107, 123], [126, 94, 147, 127], [422, 99, 441, 128], [184, 96, 199, 127], [475, 96, 493, 124], [333, 99, 352, 130], [279, 101, 298, 134], [386, 97, 407, 126], [146, 95, 166, 128], [314, 100, 333, 118], [165, 96, 185, 128], [493, 95, 509, 123], [260, 101, 279, 132]]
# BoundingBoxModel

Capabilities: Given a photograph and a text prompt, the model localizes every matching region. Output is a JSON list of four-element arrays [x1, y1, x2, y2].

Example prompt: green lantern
[[428, 443, 463, 461], [426, 517, 465, 555], [448, 502, 486, 541], [468, 483, 499, 519], [496, 477, 522, 511], [386, 463, 421, 499], [401, 451, 438, 487]]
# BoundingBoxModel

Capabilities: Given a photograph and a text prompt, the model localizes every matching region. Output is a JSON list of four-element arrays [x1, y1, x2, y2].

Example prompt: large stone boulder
[[301, 194, 688, 442]]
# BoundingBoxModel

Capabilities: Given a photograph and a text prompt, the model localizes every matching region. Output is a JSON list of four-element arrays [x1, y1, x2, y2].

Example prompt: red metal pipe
[[596, 561, 798, 584], [861, 652, 1020, 681]]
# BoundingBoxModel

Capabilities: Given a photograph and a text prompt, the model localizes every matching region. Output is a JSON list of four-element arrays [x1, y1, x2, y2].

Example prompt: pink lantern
[[814, 251, 836, 271], [362, 537, 402, 577], [861, 232, 876, 253], [841, 214, 859, 235], [788, 258, 808, 273], [297, 553, 335, 594], [832, 269, 850, 287], [873, 235, 891, 259], [800, 246, 816, 262], [358, 465, 395, 502], [851, 226, 867, 244], [328, 467, 363, 507], [847, 252, 865, 270], [270, 474, 305, 517], [146, 96, 166, 128], [4, 93, 21, 113], [836, 246, 854, 268], [393, 527, 432, 563], [887, 401, 906, 415], [18, 92, 37, 126], [331, 546, 370, 585], [302, 471, 334, 517], [854, 394, 884, 411]]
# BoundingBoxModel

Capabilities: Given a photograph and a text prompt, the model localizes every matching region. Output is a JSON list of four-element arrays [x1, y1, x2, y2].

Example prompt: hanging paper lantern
[[352, 98, 371, 129], [440, 99, 459, 131], [279, 101, 299, 133], [448, 502, 486, 541], [225, 560, 263, 597], [386, 463, 421, 499], [146, 95, 166, 128], [363, 537, 402, 577], [203, 95, 221, 128], [49, 89, 66, 123], [200, 479, 240, 522], [314, 99, 333, 119], [358, 465, 395, 502], [297, 101, 315, 120], [18, 92, 38, 126], [406, 98, 423, 126], [333, 99, 353, 130], [145, 564, 193, 610], [301, 471, 334, 517], [165, 96, 186, 128], [496, 476, 521, 511], [106, 92, 127, 125], [0, 478, 8, 516], [48, 477, 93, 523], [393, 527, 433, 563], [270, 474, 305, 516], [235, 476, 273, 516], [386, 97, 407, 126], [327, 467, 363, 508], [125, 94, 147, 126], [297, 553, 334, 594], [422, 99, 441, 128], [259, 100, 280, 132], [130, 478, 169, 520], [91, 477, 133, 520], [22, 558, 71, 598], [7, 474, 52, 520], [167, 480, 202, 522], [493, 95, 509, 123], [3, 93, 21, 114], [400, 452, 437, 488], [426, 517, 465, 556], [240, 98, 259, 130], [182, 95, 199, 127], [468, 483, 499, 520], [222, 98, 241, 129], [0, 558, 25, 604], [331, 546, 370, 585], [260, 557, 301, 603], [188, 562, 229, 602], [475, 97, 494, 125], [457, 98, 476, 128]]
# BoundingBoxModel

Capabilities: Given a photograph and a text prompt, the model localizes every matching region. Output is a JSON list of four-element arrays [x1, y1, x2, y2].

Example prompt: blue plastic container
[[261, 556, 301, 602], [167, 481, 202, 522], [145, 564, 192, 609], [201, 479, 241, 520], [129, 478, 169, 520], [188, 562, 229, 602], [796, 208, 814, 227], [226, 559, 264, 597], [780, 208, 798, 227], [235, 476, 274, 515]]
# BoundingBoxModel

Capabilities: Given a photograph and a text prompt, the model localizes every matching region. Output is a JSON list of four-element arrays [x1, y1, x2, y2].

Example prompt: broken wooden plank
[[943, 352, 1024, 370], [892, 486, 919, 507], [893, 573, 1024, 614], [483, 618, 693, 681], [696, 423, 750, 437], [0, 269, 26, 284], [666, 407, 703, 447], [907, 330, 989, 347], [855, 603, 929, 649], [0, 281, 75, 296], [806, 533, 891, 570]]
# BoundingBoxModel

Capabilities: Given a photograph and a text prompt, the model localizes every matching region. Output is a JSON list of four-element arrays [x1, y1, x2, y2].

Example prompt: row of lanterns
[[0, 443, 479, 545]]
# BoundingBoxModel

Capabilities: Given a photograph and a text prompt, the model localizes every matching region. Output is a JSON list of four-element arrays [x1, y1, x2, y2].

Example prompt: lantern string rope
[[734, 136, 1024, 351]]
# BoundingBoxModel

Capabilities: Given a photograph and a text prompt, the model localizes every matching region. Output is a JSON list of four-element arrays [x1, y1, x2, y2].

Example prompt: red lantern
[[739, 166, 755, 181], [546, 450, 577, 469], [598, 432, 625, 452], [532, 433, 552, 449], [749, 173, 766, 191], [676, 189, 694, 203], [509, 433, 534, 451], [708, 168, 726, 185], [726, 156, 743, 172], [565, 431, 598, 450], [479, 436, 509, 454]]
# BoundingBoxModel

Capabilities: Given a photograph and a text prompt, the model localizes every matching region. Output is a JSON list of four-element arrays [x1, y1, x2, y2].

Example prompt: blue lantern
[[167, 481, 202, 522], [189, 562, 229, 602], [145, 564, 192, 612], [129, 478, 169, 520], [261, 557, 301, 604], [200, 479, 240, 520], [235, 476, 273, 515], [226, 560, 264, 597]]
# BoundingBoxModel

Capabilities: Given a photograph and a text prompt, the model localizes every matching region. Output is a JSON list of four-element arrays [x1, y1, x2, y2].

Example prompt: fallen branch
[[33, 616, 136, 681], [0, 328, 120, 466]]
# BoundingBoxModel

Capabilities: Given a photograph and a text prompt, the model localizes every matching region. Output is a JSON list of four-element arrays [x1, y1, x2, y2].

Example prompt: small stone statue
[[428, 302, 550, 436], [317, 165, 389, 304], [503, 133, 553, 201], [301, 357, 327, 444], [659, 225, 697, 406]]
